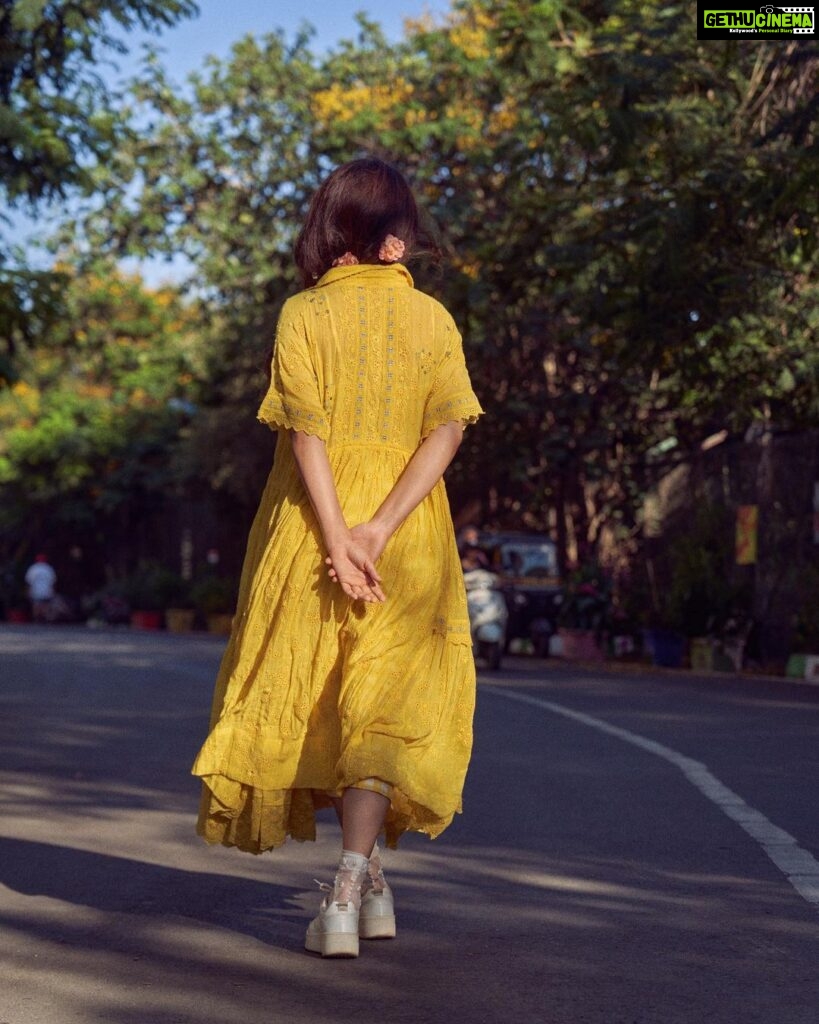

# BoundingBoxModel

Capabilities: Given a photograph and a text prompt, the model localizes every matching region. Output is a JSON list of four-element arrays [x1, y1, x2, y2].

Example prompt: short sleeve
[[257, 299, 329, 440], [421, 318, 484, 438]]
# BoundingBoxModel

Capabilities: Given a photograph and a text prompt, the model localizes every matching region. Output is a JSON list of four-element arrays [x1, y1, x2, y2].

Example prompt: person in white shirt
[[25, 554, 57, 622]]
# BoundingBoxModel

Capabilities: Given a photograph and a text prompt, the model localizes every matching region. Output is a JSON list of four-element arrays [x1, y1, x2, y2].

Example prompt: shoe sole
[[360, 914, 396, 939], [304, 930, 360, 958]]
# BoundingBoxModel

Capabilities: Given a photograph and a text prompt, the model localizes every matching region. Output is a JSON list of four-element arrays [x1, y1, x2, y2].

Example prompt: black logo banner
[[697, 3, 817, 38]]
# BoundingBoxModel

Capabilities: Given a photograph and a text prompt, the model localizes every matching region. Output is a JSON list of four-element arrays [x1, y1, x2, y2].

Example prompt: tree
[[380, 1, 818, 568], [0, 0, 197, 379], [0, 265, 198, 581], [0, 0, 197, 203], [63, 28, 330, 521], [66, 1, 819, 572]]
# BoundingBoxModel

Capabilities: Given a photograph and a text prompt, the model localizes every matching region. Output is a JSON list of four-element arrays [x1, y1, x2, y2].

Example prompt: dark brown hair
[[295, 158, 424, 288]]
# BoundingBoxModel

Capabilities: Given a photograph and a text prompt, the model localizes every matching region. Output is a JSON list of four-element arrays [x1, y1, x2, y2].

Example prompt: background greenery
[[1, 0, 817, 660]]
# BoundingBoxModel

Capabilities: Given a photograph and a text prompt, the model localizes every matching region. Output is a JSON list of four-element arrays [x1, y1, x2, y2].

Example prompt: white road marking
[[484, 685, 819, 912]]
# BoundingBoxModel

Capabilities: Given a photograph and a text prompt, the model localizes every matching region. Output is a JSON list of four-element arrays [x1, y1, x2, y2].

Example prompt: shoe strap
[[366, 843, 387, 894], [333, 854, 369, 907]]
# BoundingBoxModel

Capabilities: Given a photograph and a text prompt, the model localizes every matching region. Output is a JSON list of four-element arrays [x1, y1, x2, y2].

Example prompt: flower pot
[[690, 637, 715, 671], [165, 608, 195, 633], [786, 653, 806, 678], [785, 653, 819, 680], [714, 639, 745, 673], [130, 610, 163, 631], [611, 634, 638, 659], [206, 612, 233, 636], [558, 627, 605, 662], [643, 628, 685, 668]]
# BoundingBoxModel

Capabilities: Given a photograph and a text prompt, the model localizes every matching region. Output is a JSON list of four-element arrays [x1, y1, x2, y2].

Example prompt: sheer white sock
[[332, 850, 369, 907], [366, 841, 387, 893]]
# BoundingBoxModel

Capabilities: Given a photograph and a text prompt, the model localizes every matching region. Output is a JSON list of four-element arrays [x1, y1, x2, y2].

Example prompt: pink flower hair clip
[[332, 251, 360, 267], [379, 234, 405, 263]]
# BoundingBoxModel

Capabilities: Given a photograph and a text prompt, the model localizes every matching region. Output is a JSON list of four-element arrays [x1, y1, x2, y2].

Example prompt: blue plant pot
[[643, 628, 686, 668]]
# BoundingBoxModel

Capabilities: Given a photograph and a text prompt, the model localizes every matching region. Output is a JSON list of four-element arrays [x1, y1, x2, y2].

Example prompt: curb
[[485, 654, 819, 690]]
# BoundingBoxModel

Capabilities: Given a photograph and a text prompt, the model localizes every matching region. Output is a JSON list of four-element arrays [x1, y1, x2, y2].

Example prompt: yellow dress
[[192, 263, 484, 852]]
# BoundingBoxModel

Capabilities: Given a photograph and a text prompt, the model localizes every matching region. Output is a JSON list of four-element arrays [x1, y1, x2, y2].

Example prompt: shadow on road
[[3, 831, 819, 1024], [0, 834, 304, 947]]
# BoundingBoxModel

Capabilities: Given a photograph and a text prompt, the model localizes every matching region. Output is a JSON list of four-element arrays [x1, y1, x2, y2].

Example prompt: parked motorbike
[[36, 592, 78, 624], [464, 568, 508, 670], [478, 532, 562, 656]]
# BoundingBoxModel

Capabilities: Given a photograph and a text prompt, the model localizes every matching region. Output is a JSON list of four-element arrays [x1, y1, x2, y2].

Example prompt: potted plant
[[123, 562, 182, 630], [644, 503, 746, 670], [606, 604, 642, 661], [640, 569, 687, 669], [2, 585, 30, 622], [163, 575, 196, 633], [556, 565, 610, 662], [1, 565, 30, 623], [190, 575, 236, 635], [642, 622, 687, 668], [689, 635, 715, 671], [786, 561, 819, 681], [83, 581, 131, 627]]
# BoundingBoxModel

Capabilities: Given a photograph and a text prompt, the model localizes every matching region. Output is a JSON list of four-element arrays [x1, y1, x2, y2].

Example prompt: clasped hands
[[325, 521, 388, 603]]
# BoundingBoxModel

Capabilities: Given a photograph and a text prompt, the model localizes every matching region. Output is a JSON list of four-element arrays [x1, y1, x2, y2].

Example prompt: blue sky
[[11, 0, 452, 278], [115, 0, 451, 83]]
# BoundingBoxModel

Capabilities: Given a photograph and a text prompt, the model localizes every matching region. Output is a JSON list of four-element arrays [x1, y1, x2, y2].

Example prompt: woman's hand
[[326, 528, 386, 603], [325, 522, 389, 602], [350, 521, 389, 565], [289, 431, 383, 601]]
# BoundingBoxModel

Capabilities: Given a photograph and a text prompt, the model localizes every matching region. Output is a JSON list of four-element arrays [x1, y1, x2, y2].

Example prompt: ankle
[[366, 841, 387, 893], [332, 850, 369, 907], [340, 849, 368, 870]]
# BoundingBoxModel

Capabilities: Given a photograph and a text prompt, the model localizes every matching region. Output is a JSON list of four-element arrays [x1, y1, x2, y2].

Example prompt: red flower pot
[[130, 610, 163, 631], [558, 627, 605, 662]]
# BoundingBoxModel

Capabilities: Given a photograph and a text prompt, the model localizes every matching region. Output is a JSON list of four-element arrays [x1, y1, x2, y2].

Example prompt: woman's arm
[[372, 419, 464, 540], [290, 431, 385, 603], [327, 420, 465, 577]]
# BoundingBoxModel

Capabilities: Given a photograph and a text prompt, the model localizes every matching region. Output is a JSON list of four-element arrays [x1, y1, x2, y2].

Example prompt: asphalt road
[[1, 624, 818, 1024]]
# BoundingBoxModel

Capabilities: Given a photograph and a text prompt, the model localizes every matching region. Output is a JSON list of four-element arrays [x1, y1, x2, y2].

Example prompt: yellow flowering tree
[[68, 0, 818, 584]]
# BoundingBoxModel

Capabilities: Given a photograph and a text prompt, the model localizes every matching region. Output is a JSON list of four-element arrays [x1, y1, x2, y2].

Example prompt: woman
[[192, 157, 483, 957]]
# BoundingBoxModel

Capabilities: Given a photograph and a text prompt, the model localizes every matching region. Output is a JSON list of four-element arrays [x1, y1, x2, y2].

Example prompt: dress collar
[[312, 263, 414, 289]]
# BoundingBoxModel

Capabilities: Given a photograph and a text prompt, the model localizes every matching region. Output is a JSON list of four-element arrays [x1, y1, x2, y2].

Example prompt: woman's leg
[[305, 782, 395, 954], [328, 790, 387, 892], [341, 787, 390, 856], [341, 785, 395, 941]]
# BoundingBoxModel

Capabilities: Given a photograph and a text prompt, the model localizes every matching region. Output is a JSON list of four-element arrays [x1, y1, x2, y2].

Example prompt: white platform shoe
[[359, 843, 396, 940], [359, 885, 396, 939], [304, 852, 368, 958]]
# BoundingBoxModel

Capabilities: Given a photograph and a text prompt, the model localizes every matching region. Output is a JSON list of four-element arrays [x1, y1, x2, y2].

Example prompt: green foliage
[[6, 2, 817, 584], [121, 560, 185, 610], [791, 560, 819, 652], [0, 266, 197, 546], [0, 0, 197, 205], [0, 264, 70, 382], [68, 2, 818, 573], [557, 563, 612, 633], [189, 574, 236, 614], [0, 0, 197, 378], [653, 502, 749, 636]]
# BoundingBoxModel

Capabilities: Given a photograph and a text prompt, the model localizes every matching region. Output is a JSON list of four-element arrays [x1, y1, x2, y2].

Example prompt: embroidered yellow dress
[[192, 263, 483, 852]]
